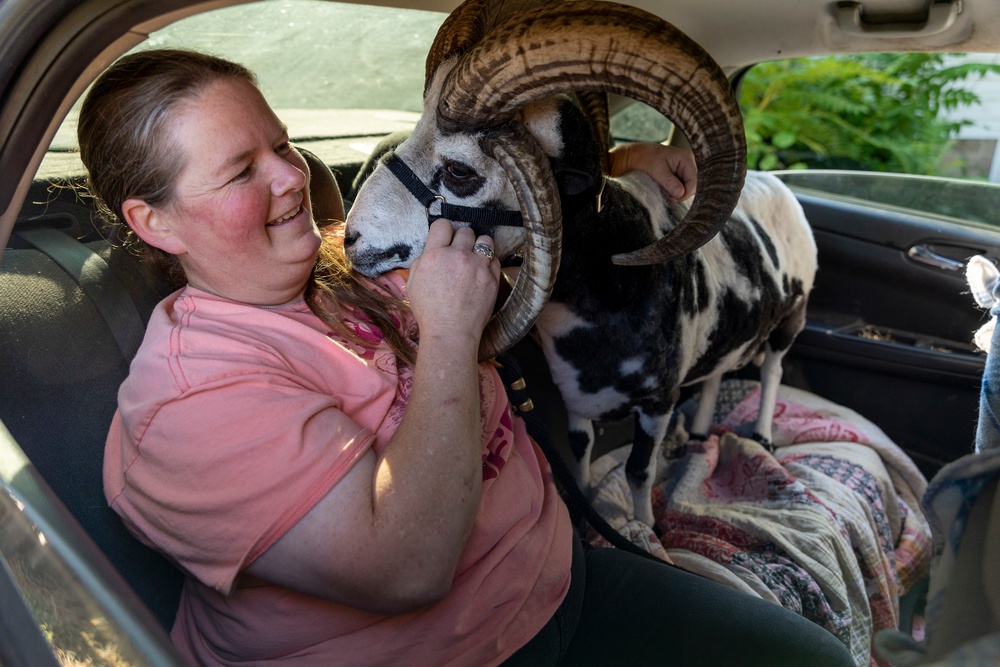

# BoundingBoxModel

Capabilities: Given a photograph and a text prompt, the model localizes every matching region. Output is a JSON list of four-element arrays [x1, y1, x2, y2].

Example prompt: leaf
[[738, 53, 987, 175], [772, 132, 797, 149], [759, 154, 780, 171]]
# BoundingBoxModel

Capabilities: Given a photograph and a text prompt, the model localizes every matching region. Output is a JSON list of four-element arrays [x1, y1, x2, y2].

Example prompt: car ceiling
[[1, 0, 999, 247], [349, 0, 1000, 68]]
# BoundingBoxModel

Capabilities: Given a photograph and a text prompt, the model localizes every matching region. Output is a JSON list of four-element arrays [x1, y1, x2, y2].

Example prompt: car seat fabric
[[0, 233, 184, 629]]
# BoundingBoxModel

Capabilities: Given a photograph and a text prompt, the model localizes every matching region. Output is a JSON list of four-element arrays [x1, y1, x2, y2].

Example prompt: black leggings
[[503, 535, 856, 667]]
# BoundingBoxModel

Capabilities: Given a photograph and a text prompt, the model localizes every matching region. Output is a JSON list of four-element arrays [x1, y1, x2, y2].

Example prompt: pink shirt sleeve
[[105, 288, 404, 594]]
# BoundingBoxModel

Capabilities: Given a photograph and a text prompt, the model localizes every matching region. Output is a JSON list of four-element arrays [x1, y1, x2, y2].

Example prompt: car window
[[737, 53, 1000, 229], [47, 0, 445, 159], [0, 487, 150, 665]]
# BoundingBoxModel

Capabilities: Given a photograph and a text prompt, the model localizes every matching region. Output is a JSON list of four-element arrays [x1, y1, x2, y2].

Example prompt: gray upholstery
[[0, 235, 182, 628]]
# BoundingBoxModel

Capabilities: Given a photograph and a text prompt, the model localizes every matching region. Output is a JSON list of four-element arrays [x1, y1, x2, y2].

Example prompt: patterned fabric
[[872, 257, 1000, 666], [585, 380, 932, 667]]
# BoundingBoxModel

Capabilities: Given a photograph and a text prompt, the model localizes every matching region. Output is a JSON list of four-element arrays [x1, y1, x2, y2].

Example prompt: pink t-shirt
[[104, 277, 572, 666]]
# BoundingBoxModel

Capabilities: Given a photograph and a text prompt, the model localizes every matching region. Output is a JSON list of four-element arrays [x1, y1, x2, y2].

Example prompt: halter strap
[[383, 153, 524, 234]]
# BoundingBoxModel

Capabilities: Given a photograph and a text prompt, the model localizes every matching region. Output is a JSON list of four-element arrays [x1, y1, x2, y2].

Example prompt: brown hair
[[79, 48, 416, 365], [78, 48, 253, 287], [307, 227, 416, 366]]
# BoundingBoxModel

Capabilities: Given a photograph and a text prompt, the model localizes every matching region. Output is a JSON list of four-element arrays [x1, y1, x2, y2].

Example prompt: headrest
[[298, 146, 345, 227], [349, 130, 412, 202]]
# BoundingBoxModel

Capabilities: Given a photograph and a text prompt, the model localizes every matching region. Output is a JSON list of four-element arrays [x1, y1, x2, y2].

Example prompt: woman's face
[[139, 77, 322, 305]]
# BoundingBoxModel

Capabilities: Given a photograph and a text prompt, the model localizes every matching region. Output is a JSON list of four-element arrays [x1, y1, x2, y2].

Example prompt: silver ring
[[472, 242, 495, 261]]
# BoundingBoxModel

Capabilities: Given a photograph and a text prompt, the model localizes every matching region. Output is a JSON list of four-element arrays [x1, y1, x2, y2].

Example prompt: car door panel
[[785, 191, 999, 477]]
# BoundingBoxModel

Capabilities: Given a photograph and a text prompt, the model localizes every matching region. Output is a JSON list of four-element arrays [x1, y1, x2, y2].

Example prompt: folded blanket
[[584, 379, 932, 667], [874, 447, 1000, 666]]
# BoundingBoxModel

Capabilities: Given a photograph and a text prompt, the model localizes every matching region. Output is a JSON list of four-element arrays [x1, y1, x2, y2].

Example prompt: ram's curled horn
[[478, 126, 562, 360], [424, 0, 557, 93], [425, 0, 571, 361], [425, 0, 611, 164], [436, 0, 747, 266]]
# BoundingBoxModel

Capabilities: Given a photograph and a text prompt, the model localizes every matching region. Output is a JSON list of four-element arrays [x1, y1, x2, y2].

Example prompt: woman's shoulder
[[134, 287, 341, 392]]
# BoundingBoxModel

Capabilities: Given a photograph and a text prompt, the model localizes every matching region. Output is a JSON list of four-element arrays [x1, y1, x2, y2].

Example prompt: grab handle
[[836, 0, 961, 37]]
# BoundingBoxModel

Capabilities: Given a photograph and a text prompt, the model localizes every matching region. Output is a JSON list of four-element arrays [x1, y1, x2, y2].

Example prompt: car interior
[[2, 0, 1000, 664]]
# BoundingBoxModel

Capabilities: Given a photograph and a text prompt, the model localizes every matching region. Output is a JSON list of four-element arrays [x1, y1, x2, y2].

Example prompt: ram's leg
[[627, 409, 672, 528], [689, 373, 722, 440], [567, 414, 596, 496], [753, 345, 785, 451]]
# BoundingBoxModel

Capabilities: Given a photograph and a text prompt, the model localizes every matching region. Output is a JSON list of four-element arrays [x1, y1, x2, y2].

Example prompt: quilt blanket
[[583, 380, 932, 667]]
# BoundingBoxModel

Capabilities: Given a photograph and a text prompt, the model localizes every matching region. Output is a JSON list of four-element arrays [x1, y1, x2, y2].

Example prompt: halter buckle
[[426, 194, 446, 220]]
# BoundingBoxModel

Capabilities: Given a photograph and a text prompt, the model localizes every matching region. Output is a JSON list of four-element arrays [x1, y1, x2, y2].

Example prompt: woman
[[89, 49, 853, 666]]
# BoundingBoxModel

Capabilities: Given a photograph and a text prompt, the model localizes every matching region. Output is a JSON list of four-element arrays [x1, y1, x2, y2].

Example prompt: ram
[[345, 0, 817, 529]]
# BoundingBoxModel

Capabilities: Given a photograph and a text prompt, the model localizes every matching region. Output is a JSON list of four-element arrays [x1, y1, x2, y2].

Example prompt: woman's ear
[[121, 198, 187, 255]]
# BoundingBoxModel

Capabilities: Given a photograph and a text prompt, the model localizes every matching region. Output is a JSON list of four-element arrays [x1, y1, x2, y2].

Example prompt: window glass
[[0, 487, 150, 665], [609, 100, 674, 143], [737, 53, 1000, 226], [49, 0, 444, 153], [772, 170, 1000, 227], [140, 0, 443, 113]]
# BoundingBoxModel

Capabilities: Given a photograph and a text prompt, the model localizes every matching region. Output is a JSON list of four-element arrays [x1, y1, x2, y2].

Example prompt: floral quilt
[[583, 379, 932, 667]]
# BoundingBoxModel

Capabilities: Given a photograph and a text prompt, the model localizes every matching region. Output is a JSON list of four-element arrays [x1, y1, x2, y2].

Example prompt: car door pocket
[[790, 318, 985, 476], [795, 318, 984, 381]]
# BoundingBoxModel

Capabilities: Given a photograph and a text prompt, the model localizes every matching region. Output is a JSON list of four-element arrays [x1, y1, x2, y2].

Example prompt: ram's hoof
[[751, 433, 775, 453], [664, 444, 689, 460]]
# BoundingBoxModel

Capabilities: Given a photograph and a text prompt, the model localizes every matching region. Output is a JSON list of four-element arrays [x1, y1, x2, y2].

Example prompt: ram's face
[[345, 64, 563, 277], [346, 67, 514, 277], [344, 126, 516, 276]]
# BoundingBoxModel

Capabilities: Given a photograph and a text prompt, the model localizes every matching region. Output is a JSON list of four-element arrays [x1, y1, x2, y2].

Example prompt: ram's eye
[[444, 161, 474, 180], [439, 160, 485, 198]]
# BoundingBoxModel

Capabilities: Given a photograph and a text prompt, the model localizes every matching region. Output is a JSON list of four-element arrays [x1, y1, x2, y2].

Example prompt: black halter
[[383, 153, 524, 236]]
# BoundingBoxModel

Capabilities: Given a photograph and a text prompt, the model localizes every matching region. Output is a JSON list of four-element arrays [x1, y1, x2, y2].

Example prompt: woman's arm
[[609, 142, 698, 201], [247, 220, 500, 615]]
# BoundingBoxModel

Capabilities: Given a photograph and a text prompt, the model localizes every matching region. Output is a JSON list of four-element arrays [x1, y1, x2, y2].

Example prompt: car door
[[726, 51, 1000, 479], [781, 177, 1000, 478]]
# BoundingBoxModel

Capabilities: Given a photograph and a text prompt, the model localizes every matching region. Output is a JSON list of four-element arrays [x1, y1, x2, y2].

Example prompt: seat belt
[[14, 227, 145, 360]]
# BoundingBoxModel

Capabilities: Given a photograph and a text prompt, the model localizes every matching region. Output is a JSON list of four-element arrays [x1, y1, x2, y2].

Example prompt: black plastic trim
[[796, 321, 985, 384]]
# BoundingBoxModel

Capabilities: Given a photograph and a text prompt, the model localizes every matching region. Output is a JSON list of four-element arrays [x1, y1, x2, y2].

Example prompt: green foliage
[[739, 54, 1000, 174]]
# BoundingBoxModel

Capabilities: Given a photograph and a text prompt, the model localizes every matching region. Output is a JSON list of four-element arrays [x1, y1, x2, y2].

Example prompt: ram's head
[[345, 0, 747, 359]]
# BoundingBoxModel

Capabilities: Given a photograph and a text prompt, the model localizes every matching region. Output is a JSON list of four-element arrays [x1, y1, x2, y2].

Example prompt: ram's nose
[[343, 226, 360, 250]]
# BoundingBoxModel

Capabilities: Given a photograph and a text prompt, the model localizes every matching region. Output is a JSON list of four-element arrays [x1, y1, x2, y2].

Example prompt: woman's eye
[[232, 166, 251, 182], [276, 141, 291, 155]]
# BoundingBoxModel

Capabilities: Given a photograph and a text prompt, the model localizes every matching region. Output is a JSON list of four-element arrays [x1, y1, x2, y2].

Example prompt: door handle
[[907, 243, 967, 272], [836, 0, 962, 37]]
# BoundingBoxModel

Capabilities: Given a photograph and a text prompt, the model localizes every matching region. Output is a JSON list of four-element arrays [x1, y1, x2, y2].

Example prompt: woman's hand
[[609, 142, 698, 202], [247, 220, 500, 615], [406, 220, 501, 346]]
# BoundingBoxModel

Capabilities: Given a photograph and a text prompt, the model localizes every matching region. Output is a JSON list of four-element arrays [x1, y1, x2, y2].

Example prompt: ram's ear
[[551, 96, 603, 197], [553, 162, 598, 197]]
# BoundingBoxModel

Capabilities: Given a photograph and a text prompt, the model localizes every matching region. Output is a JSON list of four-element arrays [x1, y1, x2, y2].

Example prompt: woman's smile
[[149, 76, 322, 304], [267, 203, 305, 227]]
